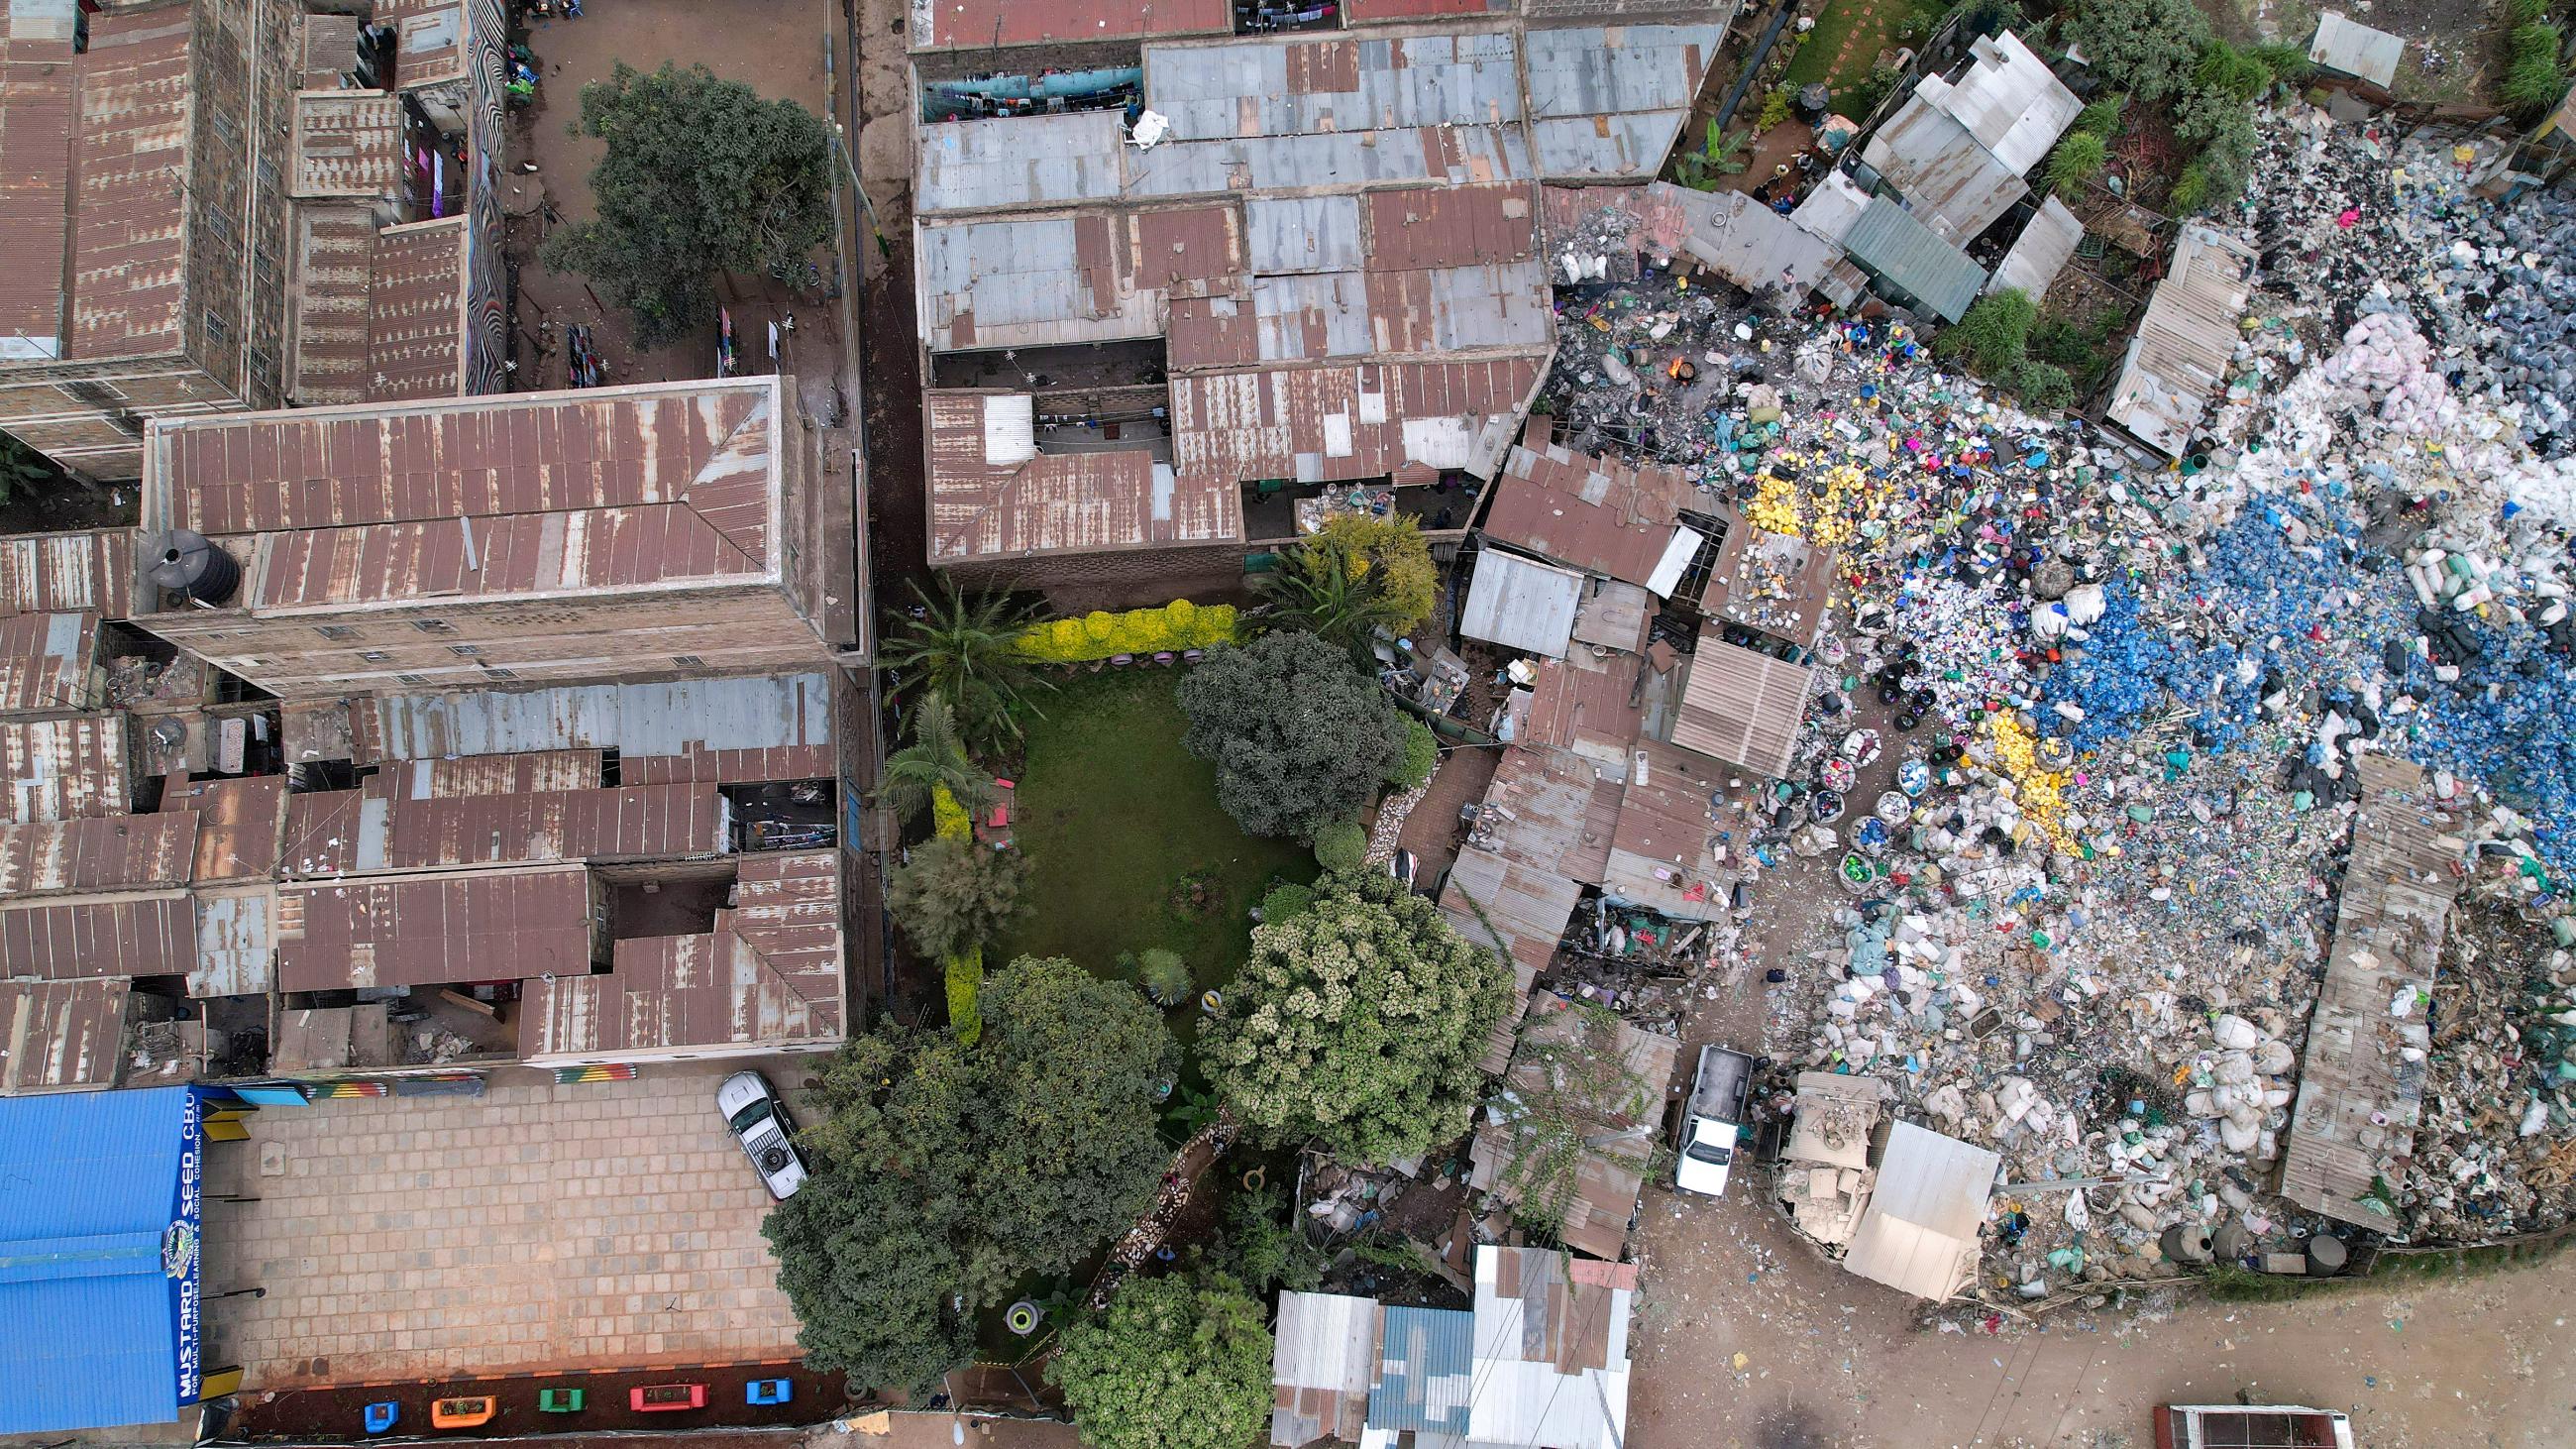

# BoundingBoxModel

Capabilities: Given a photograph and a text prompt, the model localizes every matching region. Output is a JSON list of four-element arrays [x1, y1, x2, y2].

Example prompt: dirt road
[[1631, 712, 2576, 1447]]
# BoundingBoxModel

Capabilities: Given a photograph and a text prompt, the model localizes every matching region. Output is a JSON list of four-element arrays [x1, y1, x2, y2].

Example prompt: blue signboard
[[169, 1088, 204, 1405]]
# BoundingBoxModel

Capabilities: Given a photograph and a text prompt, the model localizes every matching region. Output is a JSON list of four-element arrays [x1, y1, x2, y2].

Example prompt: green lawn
[[1782, 0, 1908, 91], [990, 669, 1316, 1028]]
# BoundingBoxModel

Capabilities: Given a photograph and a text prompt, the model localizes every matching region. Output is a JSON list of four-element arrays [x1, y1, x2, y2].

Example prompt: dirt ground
[[1627, 700, 2576, 1447], [507, 0, 849, 405]]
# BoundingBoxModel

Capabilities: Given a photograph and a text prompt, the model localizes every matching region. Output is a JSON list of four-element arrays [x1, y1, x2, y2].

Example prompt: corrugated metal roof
[[1986, 194, 2083, 299], [1844, 1120, 2000, 1300], [2104, 224, 2256, 456], [1600, 739, 1729, 920], [0, 812, 197, 897], [190, 882, 273, 998], [925, 390, 1234, 563], [1789, 168, 1875, 247], [2308, 10, 2405, 88], [1907, 31, 2078, 174], [1859, 103, 2024, 247], [290, 91, 403, 198], [0, 890, 195, 982], [0, 1084, 199, 1434], [1840, 195, 1987, 322], [1524, 24, 1717, 179], [352, 672, 836, 762], [1344, 0, 1513, 17], [163, 776, 288, 883], [1467, 1243, 1635, 1443], [0, 530, 132, 619], [1367, 1305, 1474, 1434], [916, 111, 1127, 214], [1523, 655, 1645, 777], [275, 863, 593, 992], [2279, 756, 2465, 1230], [1148, 32, 1524, 143], [279, 782, 726, 875], [519, 850, 843, 1060], [1668, 631, 1812, 778], [1439, 844, 1580, 977], [1665, 184, 1843, 299], [390, 749, 603, 797], [918, 204, 1242, 354], [62, 6, 195, 360], [1245, 196, 1365, 276], [366, 216, 472, 399], [0, 0, 78, 359], [286, 202, 377, 405], [1483, 441, 1696, 588], [0, 977, 129, 1093], [1268, 1290, 1377, 1448], [912, 0, 1229, 50], [1571, 578, 1652, 653], [1169, 358, 1539, 487], [0, 715, 129, 823], [1462, 549, 1583, 656], [150, 377, 783, 609], [0, 610, 97, 714], [1129, 124, 1533, 200], [1469, 742, 1621, 884]]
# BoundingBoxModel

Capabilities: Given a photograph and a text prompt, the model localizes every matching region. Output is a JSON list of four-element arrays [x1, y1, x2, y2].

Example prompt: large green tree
[[881, 582, 1052, 751], [2063, 0, 2210, 101], [540, 62, 832, 347], [766, 957, 1178, 1394], [1177, 630, 1405, 840], [1046, 1275, 1273, 1449], [1202, 870, 1515, 1166], [885, 836, 1028, 959], [878, 691, 994, 821]]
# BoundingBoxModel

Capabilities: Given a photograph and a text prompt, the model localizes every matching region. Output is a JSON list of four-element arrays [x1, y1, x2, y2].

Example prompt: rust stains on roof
[[366, 216, 473, 399], [0, 714, 130, 823], [0, 611, 98, 715], [1484, 442, 1697, 588], [1522, 655, 1644, 776], [385, 749, 603, 797], [379, 0, 467, 87], [1363, 184, 1535, 272], [1601, 739, 1728, 919], [191, 880, 274, 997], [926, 390, 1239, 563], [0, 889, 195, 981], [0, 530, 132, 619], [289, 90, 403, 198], [1700, 517, 1837, 648], [1168, 358, 1539, 488], [0, 0, 77, 357], [1466, 744, 1619, 886], [276, 863, 593, 992], [153, 378, 784, 607], [519, 851, 843, 1060], [63, 6, 194, 359], [624, 743, 835, 786], [0, 811, 197, 897], [285, 202, 376, 404], [911, 0, 1229, 51], [162, 775, 288, 882], [280, 782, 727, 875], [0, 977, 131, 1093]]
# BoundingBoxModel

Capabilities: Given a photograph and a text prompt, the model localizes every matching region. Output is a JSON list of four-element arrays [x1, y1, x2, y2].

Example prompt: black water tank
[[149, 529, 240, 608]]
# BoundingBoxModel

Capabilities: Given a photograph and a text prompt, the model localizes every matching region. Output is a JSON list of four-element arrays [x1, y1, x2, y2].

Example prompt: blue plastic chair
[[365, 1402, 399, 1435], [746, 1379, 793, 1406]]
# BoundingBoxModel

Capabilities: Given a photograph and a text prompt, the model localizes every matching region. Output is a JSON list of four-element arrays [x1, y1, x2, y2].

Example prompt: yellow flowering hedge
[[931, 783, 973, 842], [1012, 600, 1239, 664], [946, 945, 984, 1047]]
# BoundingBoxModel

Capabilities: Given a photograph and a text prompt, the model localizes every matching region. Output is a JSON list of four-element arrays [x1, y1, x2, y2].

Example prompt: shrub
[[2245, 41, 2314, 83], [2046, 130, 2107, 198], [2013, 361, 2076, 411], [1313, 819, 1369, 873], [2064, 0, 2211, 100], [1934, 288, 2037, 376], [946, 947, 984, 1046], [1135, 947, 1195, 1006], [1014, 601, 1240, 664], [2073, 93, 2127, 138], [888, 837, 1030, 959], [1258, 880, 1318, 923], [1046, 1275, 1272, 1449], [1756, 88, 1792, 133], [1392, 718, 1439, 791], [2192, 40, 2273, 102], [2502, 20, 2570, 111], [1179, 630, 1406, 839], [2168, 161, 2211, 217], [931, 783, 973, 843]]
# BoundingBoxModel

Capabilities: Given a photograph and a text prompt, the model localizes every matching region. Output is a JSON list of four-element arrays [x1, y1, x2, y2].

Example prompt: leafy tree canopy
[[1202, 869, 1516, 1166], [1178, 630, 1405, 840], [540, 63, 833, 347], [886, 836, 1029, 960], [2063, 0, 2210, 101], [1308, 514, 1440, 636], [882, 582, 1053, 751], [1046, 1275, 1274, 1449], [766, 957, 1178, 1394]]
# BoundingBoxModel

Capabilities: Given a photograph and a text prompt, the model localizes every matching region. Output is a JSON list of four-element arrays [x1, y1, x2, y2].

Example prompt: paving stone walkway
[[205, 1064, 806, 1388]]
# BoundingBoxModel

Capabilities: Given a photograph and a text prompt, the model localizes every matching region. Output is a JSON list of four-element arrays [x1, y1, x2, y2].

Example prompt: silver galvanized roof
[[916, 111, 1127, 214], [1461, 550, 1584, 657], [1244, 196, 1364, 275], [357, 673, 835, 761], [1525, 24, 1717, 117], [1858, 101, 2025, 246], [2104, 223, 2256, 456], [1986, 195, 2083, 299], [1907, 31, 2077, 174], [1841, 196, 1987, 322], [1147, 32, 1523, 140], [1667, 186, 1841, 298], [2308, 10, 2405, 88]]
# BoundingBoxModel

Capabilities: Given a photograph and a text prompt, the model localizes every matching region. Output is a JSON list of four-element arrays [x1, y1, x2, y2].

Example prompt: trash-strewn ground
[[1519, 95, 2576, 1318]]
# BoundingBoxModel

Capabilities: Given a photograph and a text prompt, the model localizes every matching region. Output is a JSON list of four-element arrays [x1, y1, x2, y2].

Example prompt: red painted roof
[[913, 0, 1230, 51]]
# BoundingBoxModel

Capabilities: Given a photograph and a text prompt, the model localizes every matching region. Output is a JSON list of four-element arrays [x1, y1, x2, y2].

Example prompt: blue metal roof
[[0, 1087, 205, 1435], [1366, 1305, 1473, 1435], [1842, 195, 1989, 323]]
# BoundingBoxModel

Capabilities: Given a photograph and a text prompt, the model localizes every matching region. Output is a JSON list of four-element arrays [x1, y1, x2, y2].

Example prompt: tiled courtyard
[[205, 1064, 808, 1388]]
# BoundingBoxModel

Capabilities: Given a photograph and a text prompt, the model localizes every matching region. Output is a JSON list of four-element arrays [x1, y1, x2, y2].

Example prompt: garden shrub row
[[1013, 601, 1240, 663]]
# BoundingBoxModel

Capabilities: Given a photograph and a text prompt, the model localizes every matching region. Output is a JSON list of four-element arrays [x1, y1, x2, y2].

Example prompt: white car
[[716, 1070, 808, 1199]]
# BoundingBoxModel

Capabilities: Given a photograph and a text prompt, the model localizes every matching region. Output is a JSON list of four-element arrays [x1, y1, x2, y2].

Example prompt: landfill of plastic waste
[[1537, 97, 2576, 1302]]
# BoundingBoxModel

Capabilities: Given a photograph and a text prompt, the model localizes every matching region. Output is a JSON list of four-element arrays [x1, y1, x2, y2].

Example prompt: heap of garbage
[[1539, 99, 2576, 1301]]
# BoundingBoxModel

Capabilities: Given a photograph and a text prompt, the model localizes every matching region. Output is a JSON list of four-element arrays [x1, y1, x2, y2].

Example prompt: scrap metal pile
[[1542, 103, 2576, 1299]]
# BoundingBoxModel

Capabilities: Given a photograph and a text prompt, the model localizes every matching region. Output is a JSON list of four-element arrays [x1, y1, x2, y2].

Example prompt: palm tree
[[1253, 545, 1402, 664], [878, 692, 994, 821], [880, 581, 1051, 749]]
